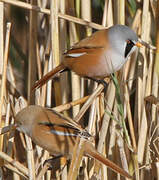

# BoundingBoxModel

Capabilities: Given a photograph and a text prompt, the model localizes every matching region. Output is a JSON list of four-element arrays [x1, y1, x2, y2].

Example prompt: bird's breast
[[105, 50, 126, 73]]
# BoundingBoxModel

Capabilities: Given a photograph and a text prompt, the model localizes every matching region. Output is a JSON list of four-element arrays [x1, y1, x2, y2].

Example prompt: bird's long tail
[[32, 64, 65, 90], [85, 142, 132, 179]]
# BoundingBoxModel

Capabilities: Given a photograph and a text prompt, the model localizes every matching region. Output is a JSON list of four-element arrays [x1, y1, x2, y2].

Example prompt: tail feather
[[85, 143, 132, 179], [32, 64, 65, 90]]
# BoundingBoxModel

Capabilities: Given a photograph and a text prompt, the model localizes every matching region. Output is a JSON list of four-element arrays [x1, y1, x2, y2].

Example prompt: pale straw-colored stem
[[0, 151, 29, 176], [74, 83, 104, 122], [0, 22, 11, 125], [0, 2, 4, 73]]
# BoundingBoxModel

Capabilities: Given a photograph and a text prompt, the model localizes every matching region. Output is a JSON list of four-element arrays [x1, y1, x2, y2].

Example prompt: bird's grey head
[[108, 25, 139, 59], [15, 106, 37, 136]]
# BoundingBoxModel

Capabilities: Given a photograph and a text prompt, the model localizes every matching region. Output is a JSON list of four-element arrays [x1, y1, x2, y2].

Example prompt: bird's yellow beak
[[135, 41, 142, 47]]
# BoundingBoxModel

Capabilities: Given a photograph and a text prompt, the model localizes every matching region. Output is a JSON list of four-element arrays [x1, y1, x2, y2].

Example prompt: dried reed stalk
[[118, 0, 125, 24], [27, 0, 37, 105], [59, 0, 69, 108], [93, 82, 116, 177], [0, 151, 29, 177], [0, 23, 11, 168], [53, 95, 89, 112], [0, 2, 4, 73], [67, 0, 81, 117], [137, 2, 150, 174], [74, 83, 104, 122], [68, 137, 86, 180], [0, 22, 11, 125], [50, 0, 61, 106], [5, 163, 27, 179]]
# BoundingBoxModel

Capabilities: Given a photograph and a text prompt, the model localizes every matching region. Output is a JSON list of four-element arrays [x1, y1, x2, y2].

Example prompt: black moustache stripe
[[125, 40, 135, 58]]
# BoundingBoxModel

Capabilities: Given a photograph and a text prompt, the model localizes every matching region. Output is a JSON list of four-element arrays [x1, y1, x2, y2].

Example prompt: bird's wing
[[63, 29, 109, 57], [38, 108, 91, 139], [71, 29, 108, 48]]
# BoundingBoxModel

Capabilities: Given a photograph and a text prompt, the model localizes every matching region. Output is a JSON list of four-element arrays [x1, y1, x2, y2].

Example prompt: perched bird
[[15, 105, 132, 178], [33, 24, 142, 89]]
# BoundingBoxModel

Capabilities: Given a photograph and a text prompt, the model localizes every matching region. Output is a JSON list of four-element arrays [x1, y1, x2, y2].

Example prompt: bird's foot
[[43, 155, 63, 170]]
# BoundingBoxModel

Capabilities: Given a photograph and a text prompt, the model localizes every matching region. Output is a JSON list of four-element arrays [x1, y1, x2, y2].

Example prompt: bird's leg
[[41, 155, 68, 179], [96, 79, 108, 88], [60, 68, 70, 73], [43, 155, 64, 171], [85, 76, 107, 88]]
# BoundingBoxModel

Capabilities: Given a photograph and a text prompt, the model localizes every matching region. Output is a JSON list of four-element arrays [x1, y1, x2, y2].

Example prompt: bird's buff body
[[33, 25, 141, 89], [15, 105, 132, 179]]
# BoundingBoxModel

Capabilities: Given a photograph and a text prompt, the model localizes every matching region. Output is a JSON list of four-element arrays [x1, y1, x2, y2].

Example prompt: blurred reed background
[[0, 0, 158, 179]]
